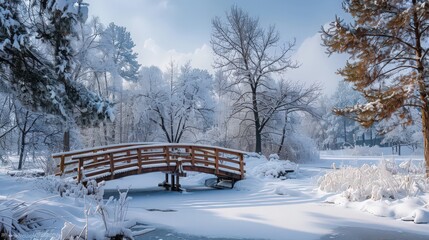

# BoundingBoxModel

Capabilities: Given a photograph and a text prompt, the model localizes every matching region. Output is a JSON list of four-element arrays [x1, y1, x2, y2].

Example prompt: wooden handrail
[[54, 143, 246, 182]]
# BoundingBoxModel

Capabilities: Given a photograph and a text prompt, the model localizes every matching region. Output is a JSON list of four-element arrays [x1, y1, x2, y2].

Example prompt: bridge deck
[[53, 143, 246, 184]]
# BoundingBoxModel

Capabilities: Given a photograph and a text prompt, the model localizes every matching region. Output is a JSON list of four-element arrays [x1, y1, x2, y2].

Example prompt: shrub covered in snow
[[250, 158, 298, 179], [0, 197, 56, 237], [318, 159, 429, 224], [34, 176, 95, 198], [31, 177, 151, 239], [319, 159, 428, 201], [60, 184, 147, 240]]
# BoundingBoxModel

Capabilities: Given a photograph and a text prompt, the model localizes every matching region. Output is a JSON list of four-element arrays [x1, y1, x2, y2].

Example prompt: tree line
[[0, 1, 427, 175]]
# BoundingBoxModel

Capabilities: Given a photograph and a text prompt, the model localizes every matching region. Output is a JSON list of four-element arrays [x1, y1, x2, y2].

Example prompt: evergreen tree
[[100, 22, 140, 82], [0, 0, 113, 127], [322, 0, 429, 175]]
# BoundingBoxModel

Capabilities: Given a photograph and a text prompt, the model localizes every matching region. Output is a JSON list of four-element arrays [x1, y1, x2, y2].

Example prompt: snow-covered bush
[[102, 189, 134, 239], [0, 197, 56, 237], [251, 158, 298, 179], [34, 176, 91, 198], [60, 183, 144, 240], [318, 160, 428, 201], [268, 154, 279, 161]]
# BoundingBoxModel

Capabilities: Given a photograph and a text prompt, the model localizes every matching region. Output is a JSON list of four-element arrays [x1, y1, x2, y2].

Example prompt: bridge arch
[[53, 143, 246, 189]]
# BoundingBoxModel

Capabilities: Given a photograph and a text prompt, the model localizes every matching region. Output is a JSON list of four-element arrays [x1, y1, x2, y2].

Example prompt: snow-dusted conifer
[[0, 0, 113, 127], [322, 0, 429, 175]]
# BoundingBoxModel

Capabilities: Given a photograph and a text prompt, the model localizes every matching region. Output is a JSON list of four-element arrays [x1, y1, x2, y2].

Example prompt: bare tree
[[211, 6, 300, 153], [14, 103, 42, 170]]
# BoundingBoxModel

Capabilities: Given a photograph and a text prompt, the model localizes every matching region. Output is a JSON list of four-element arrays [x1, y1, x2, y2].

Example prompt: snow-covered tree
[[141, 62, 214, 143], [319, 81, 365, 149], [211, 6, 298, 153], [99, 23, 140, 82], [13, 103, 43, 170], [322, 0, 429, 175], [0, 0, 113, 128], [97, 22, 140, 143], [379, 109, 422, 155]]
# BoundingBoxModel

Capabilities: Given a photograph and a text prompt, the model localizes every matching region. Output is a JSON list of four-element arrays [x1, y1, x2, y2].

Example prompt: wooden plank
[[82, 159, 111, 169], [139, 152, 168, 159], [217, 156, 240, 164], [190, 146, 195, 166], [164, 146, 170, 166], [215, 148, 219, 175], [77, 158, 83, 182], [84, 168, 111, 178], [112, 155, 138, 164], [59, 155, 65, 175], [192, 153, 216, 159], [51, 143, 142, 158], [140, 159, 172, 166], [218, 164, 240, 172], [137, 149, 142, 174], [218, 148, 242, 157], [188, 159, 215, 166], [239, 154, 244, 178], [114, 163, 139, 171], [109, 153, 114, 180]]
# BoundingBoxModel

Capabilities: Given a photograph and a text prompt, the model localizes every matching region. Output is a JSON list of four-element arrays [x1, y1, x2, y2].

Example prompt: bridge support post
[[159, 173, 170, 190], [171, 174, 175, 190], [172, 174, 181, 191]]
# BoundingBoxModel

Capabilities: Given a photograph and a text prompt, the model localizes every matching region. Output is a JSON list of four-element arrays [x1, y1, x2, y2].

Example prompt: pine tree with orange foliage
[[322, 0, 429, 176]]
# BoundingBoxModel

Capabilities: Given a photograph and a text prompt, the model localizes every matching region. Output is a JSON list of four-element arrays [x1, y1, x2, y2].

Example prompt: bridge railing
[[53, 143, 245, 182], [52, 142, 156, 175]]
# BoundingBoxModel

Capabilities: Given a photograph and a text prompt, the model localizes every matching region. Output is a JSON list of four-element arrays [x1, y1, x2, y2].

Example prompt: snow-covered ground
[[0, 148, 428, 239]]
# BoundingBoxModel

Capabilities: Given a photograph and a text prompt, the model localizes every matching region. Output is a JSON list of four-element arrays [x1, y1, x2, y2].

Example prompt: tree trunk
[[63, 130, 70, 152], [103, 122, 108, 145], [398, 143, 401, 156], [343, 118, 347, 144], [251, 87, 262, 153], [18, 132, 25, 170], [370, 128, 373, 147], [119, 89, 123, 143], [421, 115, 429, 177], [277, 111, 288, 155], [254, 129, 262, 153]]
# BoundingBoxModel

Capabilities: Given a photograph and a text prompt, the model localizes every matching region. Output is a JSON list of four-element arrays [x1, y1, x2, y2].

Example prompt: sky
[[88, 0, 350, 95]]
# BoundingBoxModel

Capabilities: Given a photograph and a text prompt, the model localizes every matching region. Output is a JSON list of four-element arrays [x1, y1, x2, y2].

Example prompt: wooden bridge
[[53, 143, 246, 190]]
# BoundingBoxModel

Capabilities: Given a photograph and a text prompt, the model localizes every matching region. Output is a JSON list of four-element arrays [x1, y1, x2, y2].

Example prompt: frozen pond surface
[[320, 226, 429, 240], [134, 228, 262, 240], [134, 226, 429, 240]]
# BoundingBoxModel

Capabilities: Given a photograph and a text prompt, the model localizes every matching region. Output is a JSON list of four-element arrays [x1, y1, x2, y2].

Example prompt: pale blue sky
[[88, 0, 349, 95]]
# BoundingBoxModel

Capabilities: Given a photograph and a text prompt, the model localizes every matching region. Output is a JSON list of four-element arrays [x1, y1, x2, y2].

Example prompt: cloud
[[287, 32, 348, 96], [139, 38, 213, 71]]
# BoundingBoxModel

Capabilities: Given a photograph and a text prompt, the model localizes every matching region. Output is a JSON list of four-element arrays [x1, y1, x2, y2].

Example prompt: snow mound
[[402, 208, 429, 224], [275, 185, 304, 197], [233, 177, 263, 191]]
